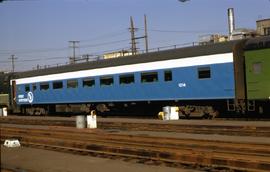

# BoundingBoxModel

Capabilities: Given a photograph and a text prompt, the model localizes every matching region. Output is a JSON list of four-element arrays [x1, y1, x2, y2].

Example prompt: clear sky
[[0, 0, 269, 72]]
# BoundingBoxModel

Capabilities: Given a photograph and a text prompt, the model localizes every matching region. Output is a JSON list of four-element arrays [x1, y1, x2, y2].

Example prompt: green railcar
[[245, 43, 270, 100]]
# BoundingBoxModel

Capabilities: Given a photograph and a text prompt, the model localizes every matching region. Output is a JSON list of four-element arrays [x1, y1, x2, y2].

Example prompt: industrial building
[[256, 18, 270, 36]]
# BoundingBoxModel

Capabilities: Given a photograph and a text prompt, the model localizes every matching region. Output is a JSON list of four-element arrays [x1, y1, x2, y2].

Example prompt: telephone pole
[[69, 41, 80, 64], [144, 14, 149, 53], [129, 15, 149, 55], [129, 16, 137, 55], [9, 54, 17, 73]]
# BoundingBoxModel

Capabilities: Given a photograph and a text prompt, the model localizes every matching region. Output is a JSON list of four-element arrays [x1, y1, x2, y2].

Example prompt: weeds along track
[[1, 126, 270, 171]]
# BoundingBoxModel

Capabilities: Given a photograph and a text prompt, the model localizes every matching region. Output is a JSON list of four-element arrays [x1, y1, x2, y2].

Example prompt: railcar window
[[67, 79, 78, 88], [33, 84, 37, 91], [164, 70, 172, 81], [265, 41, 270, 48], [119, 74, 134, 85], [53, 81, 63, 89], [100, 76, 114, 86], [198, 67, 211, 79], [252, 62, 262, 74], [141, 72, 158, 83], [83, 78, 95, 87], [40, 82, 49, 91], [25, 85, 30, 92]]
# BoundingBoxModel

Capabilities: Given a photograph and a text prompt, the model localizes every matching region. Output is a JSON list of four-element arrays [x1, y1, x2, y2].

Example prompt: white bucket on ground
[[162, 106, 170, 120], [162, 106, 179, 120], [87, 110, 97, 129], [3, 107, 7, 116], [169, 106, 179, 120], [76, 115, 86, 129]]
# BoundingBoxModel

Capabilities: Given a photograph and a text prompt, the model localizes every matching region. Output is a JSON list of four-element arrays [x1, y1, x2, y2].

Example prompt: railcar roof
[[16, 40, 241, 79], [246, 35, 270, 43]]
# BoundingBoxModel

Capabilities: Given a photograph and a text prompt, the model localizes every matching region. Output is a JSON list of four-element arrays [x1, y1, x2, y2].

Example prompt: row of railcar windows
[[24, 70, 173, 92], [23, 67, 211, 92]]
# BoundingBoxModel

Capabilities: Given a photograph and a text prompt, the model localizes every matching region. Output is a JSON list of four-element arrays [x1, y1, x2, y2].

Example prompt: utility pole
[[129, 16, 137, 55], [9, 54, 17, 73], [129, 15, 149, 55], [144, 14, 149, 53], [69, 41, 80, 64]]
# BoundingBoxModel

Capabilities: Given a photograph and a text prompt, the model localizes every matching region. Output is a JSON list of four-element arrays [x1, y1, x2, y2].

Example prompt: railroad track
[[1, 116, 270, 137], [1, 125, 270, 171]]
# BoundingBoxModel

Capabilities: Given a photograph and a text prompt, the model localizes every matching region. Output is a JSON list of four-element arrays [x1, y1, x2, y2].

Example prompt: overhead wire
[[0, 27, 222, 68], [0, 28, 220, 56], [138, 28, 226, 34], [79, 30, 128, 42], [0, 29, 130, 55]]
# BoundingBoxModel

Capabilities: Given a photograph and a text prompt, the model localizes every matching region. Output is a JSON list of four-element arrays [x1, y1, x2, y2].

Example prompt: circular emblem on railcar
[[27, 92, 34, 103]]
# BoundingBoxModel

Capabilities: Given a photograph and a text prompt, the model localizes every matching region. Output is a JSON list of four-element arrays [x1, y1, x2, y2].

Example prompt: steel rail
[[1, 126, 270, 171], [2, 126, 270, 156], [1, 117, 270, 137]]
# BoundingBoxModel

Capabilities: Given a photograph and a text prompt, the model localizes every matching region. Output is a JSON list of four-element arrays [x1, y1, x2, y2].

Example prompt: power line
[[2, 28, 209, 56], [0, 47, 69, 55], [0, 38, 130, 55], [0, 40, 197, 64], [0, 0, 37, 2], [79, 30, 128, 42], [139, 28, 226, 34], [0, 56, 68, 63], [80, 39, 130, 49]]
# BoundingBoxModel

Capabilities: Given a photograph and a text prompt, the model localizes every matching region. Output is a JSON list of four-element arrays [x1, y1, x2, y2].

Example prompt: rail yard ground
[[2, 146, 196, 172], [1, 116, 270, 171]]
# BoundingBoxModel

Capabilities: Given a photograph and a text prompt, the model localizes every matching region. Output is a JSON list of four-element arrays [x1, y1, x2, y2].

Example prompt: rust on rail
[[1, 125, 270, 171]]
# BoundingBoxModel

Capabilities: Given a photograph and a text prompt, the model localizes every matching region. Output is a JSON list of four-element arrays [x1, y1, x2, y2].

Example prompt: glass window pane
[[164, 70, 172, 82], [83, 78, 95, 87], [40, 82, 49, 91], [141, 72, 158, 83], [53, 81, 63, 89], [33, 84, 37, 91], [25, 84, 30, 92], [120, 74, 134, 85], [67, 79, 78, 88], [100, 76, 114, 86], [198, 67, 211, 79]]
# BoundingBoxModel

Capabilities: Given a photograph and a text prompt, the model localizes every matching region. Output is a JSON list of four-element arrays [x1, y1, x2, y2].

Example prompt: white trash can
[[87, 111, 97, 129], [162, 106, 179, 120], [169, 106, 179, 120], [76, 115, 86, 129], [162, 106, 171, 120], [3, 107, 8, 117]]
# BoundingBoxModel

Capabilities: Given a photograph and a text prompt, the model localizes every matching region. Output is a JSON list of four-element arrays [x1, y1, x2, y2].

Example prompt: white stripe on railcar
[[14, 53, 233, 85]]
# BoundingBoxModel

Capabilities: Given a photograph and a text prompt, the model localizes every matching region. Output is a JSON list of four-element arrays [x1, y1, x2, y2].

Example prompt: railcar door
[[232, 40, 247, 113]]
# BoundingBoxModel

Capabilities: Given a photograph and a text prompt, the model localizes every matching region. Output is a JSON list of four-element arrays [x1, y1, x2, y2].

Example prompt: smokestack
[[228, 8, 235, 40]]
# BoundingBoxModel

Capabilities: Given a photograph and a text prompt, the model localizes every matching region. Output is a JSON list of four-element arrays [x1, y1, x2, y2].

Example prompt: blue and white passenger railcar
[[11, 41, 240, 116]]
